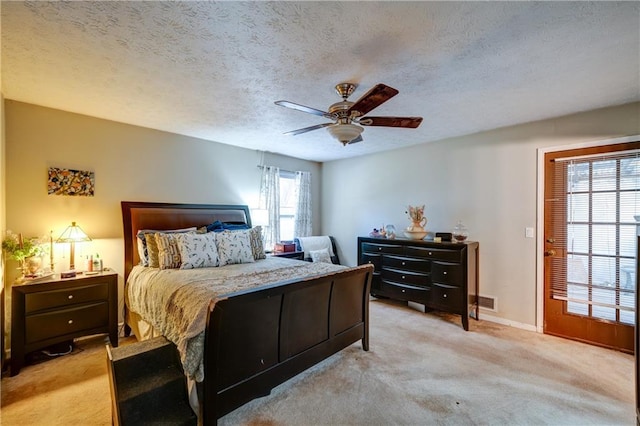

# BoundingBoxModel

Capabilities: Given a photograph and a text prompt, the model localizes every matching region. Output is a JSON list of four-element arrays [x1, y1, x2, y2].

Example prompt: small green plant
[[2, 230, 46, 262]]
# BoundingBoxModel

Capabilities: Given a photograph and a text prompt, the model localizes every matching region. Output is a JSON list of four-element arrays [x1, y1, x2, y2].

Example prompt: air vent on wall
[[478, 295, 497, 311]]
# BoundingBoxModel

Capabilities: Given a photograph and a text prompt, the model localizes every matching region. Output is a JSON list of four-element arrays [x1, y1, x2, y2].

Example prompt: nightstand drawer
[[25, 283, 108, 313], [25, 302, 109, 344]]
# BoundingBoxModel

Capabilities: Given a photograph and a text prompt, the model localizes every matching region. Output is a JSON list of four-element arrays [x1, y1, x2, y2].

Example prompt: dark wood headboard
[[121, 201, 251, 280]]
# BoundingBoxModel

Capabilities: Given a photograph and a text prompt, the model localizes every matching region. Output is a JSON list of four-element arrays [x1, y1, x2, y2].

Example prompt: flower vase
[[407, 218, 427, 232], [25, 256, 42, 274], [404, 204, 428, 240]]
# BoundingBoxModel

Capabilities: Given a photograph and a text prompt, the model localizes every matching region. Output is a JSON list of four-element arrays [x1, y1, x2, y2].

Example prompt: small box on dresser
[[358, 237, 479, 330], [10, 271, 118, 376]]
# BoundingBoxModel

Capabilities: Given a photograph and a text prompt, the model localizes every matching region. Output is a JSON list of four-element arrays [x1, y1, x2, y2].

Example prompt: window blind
[[549, 149, 640, 324]]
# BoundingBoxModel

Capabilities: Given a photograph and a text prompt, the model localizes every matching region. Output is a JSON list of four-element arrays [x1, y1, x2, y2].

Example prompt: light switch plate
[[525, 227, 535, 238]]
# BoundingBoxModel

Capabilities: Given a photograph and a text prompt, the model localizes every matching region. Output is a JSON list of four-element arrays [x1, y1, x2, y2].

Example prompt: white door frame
[[536, 135, 640, 332]]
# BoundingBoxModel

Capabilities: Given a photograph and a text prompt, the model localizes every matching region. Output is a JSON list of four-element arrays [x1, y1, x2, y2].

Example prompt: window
[[279, 172, 296, 241], [550, 149, 640, 325], [259, 166, 312, 250]]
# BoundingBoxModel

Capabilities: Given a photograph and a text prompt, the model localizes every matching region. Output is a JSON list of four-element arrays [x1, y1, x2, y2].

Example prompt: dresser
[[11, 271, 118, 375], [358, 237, 479, 330]]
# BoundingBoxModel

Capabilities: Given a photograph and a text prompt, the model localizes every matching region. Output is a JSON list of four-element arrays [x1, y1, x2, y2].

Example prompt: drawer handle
[[428, 252, 433, 255], [443, 294, 447, 298], [68, 319, 74, 325], [443, 271, 447, 275], [401, 289, 406, 293], [402, 261, 406, 266], [368, 261, 372, 264], [378, 247, 382, 251], [402, 275, 406, 279], [68, 295, 74, 299], [260, 358, 265, 365]]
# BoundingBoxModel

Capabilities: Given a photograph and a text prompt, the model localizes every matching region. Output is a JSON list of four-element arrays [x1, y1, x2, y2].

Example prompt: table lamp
[[56, 221, 91, 277]]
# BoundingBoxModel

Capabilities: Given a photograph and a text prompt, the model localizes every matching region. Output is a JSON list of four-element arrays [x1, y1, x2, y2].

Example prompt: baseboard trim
[[479, 312, 537, 332]]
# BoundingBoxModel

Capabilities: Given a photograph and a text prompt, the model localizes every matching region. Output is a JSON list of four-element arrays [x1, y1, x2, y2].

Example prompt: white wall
[[3, 100, 321, 325], [322, 102, 640, 328]]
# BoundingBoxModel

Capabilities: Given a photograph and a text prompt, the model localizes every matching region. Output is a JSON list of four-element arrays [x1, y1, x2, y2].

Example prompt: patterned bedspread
[[125, 257, 346, 381]]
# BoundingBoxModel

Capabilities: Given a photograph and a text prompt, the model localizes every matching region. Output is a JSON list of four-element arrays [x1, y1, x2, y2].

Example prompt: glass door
[[544, 142, 640, 353]]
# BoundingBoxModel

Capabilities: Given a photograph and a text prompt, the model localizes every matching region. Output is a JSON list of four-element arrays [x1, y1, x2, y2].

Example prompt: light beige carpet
[[1, 298, 635, 425]]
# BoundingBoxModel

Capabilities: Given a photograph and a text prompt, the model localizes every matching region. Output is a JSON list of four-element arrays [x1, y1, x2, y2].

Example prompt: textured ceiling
[[2, 1, 639, 162]]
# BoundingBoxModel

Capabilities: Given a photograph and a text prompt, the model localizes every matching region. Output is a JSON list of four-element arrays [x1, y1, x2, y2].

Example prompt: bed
[[121, 201, 374, 425]]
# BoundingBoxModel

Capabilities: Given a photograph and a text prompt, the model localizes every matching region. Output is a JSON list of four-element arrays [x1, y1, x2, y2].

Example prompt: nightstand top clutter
[[14, 270, 117, 287]]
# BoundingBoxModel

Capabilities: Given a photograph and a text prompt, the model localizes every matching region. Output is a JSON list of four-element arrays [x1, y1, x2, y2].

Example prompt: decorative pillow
[[137, 237, 148, 266], [175, 233, 219, 269], [206, 220, 251, 233], [145, 233, 161, 268], [310, 248, 332, 264], [248, 226, 266, 260], [136, 227, 197, 266], [155, 233, 184, 269], [216, 230, 255, 266]]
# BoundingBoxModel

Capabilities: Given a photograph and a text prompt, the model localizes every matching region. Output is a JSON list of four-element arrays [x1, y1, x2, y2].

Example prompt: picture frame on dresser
[[358, 236, 479, 330]]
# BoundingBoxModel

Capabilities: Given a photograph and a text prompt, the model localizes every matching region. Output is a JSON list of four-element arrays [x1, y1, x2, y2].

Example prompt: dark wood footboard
[[200, 264, 374, 425]]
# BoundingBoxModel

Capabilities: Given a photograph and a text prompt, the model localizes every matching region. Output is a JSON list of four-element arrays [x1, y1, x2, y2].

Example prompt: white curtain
[[260, 165, 280, 250], [294, 171, 312, 238]]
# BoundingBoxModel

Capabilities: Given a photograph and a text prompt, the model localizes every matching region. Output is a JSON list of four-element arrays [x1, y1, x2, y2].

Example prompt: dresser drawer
[[405, 246, 462, 263], [382, 267, 429, 287], [431, 262, 463, 286], [360, 252, 382, 270], [361, 242, 404, 255], [381, 280, 430, 302], [383, 255, 430, 273], [431, 283, 462, 312], [370, 274, 382, 293], [25, 302, 109, 345], [25, 283, 109, 313]]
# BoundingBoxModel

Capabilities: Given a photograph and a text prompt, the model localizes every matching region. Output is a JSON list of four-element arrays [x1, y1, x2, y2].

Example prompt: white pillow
[[216, 231, 255, 266], [175, 233, 219, 269], [136, 227, 197, 266], [310, 248, 332, 263]]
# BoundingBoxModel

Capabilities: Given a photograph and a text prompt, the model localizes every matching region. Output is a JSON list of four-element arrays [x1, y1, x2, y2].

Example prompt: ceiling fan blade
[[359, 116, 423, 128], [283, 122, 333, 136], [275, 100, 331, 118], [347, 84, 399, 117], [348, 135, 364, 144]]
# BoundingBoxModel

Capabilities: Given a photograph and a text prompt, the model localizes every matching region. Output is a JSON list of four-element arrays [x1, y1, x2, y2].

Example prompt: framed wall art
[[47, 167, 95, 196]]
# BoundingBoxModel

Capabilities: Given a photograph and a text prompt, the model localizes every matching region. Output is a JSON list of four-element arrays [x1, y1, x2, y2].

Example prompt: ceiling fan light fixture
[[327, 123, 363, 146]]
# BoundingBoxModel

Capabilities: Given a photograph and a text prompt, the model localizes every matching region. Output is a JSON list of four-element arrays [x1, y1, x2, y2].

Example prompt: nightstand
[[10, 271, 118, 376], [271, 251, 305, 260]]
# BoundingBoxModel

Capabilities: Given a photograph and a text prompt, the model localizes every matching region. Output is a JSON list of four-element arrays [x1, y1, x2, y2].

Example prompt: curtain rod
[[256, 165, 297, 175]]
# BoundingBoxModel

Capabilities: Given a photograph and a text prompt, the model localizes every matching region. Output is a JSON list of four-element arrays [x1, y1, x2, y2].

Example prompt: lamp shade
[[56, 222, 91, 243], [56, 222, 91, 271], [327, 123, 363, 145]]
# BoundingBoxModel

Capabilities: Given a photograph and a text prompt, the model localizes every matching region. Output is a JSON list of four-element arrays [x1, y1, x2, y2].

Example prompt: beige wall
[[4, 99, 639, 342], [3, 100, 321, 326], [322, 102, 640, 329]]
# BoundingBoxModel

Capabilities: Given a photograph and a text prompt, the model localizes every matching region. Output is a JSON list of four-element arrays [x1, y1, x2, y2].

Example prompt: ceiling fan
[[275, 83, 423, 146]]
